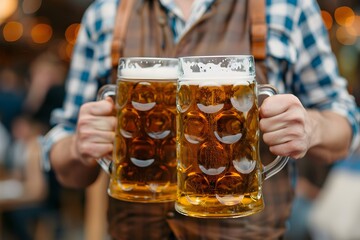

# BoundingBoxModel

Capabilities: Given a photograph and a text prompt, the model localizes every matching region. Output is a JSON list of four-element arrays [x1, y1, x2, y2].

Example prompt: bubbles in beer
[[177, 83, 193, 113], [144, 165, 171, 193], [131, 81, 156, 111], [230, 83, 254, 113], [161, 137, 177, 168], [114, 135, 126, 164], [119, 108, 140, 138], [198, 142, 227, 176], [163, 83, 177, 110], [117, 81, 129, 108], [244, 105, 259, 141], [145, 108, 172, 139], [215, 173, 245, 206], [214, 110, 244, 144], [176, 80, 263, 216], [118, 182, 134, 191], [196, 82, 225, 114], [148, 182, 169, 193], [177, 140, 196, 172], [232, 158, 256, 174], [232, 142, 257, 174], [129, 137, 155, 167], [115, 164, 137, 191], [184, 172, 210, 205], [183, 111, 207, 144], [111, 78, 178, 202]]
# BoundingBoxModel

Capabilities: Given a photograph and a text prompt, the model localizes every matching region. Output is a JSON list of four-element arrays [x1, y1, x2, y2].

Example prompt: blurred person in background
[[307, 134, 360, 240], [0, 67, 26, 134], [285, 155, 334, 239], [0, 51, 66, 240], [23, 52, 67, 130], [40, 0, 360, 239], [0, 122, 10, 166]]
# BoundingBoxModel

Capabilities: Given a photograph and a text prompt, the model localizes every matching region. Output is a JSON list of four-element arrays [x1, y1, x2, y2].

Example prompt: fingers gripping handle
[[258, 84, 289, 181], [96, 84, 117, 175]]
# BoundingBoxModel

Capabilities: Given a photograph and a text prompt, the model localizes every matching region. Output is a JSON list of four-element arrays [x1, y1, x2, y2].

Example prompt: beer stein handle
[[96, 84, 117, 175], [258, 84, 290, 181]]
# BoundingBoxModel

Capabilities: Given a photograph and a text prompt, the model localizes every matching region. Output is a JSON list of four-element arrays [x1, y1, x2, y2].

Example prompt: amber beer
[[175, 55, 289, 218], [98, 58, 179, 202]]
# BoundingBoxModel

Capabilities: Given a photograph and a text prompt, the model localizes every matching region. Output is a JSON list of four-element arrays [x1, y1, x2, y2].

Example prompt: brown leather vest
[[111, 0, 268, 84], [107, 1, 293, 239]]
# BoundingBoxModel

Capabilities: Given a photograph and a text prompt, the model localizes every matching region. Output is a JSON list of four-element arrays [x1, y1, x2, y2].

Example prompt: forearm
[[50, 135, 100, 188], [306, 110, 352, 163]]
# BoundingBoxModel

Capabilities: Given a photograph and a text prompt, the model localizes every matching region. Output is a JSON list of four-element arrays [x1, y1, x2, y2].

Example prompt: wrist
[[69, 134, 99, 168], [69, 134, 81, 162], [306, 110, 322, 150]]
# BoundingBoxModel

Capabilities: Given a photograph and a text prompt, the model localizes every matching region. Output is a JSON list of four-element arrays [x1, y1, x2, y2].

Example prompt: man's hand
[[259, 94, 316, 159], [73, 97, 116, 167]]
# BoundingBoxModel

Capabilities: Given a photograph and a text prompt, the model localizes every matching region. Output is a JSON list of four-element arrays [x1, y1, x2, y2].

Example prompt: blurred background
[[0, 0, 359, 240]]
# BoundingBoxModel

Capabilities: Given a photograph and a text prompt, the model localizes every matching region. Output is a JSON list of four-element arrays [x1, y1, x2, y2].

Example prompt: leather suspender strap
[[249, 0, 267, 60], [111, 0, 136, 68]]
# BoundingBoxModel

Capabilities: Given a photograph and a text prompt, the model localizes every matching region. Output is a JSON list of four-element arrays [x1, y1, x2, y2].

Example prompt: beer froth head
[[179, 55, 255, 80], [118, 57, 179, 80]]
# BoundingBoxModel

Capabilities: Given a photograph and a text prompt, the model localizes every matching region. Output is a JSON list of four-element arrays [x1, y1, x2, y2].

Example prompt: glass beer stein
[[97, 57, 179, 202], [175, 55, 289, 218]]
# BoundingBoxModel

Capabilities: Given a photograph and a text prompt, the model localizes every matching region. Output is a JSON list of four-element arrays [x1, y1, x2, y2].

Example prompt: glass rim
[[119, 57, 179, 62], [179, 55, 254, 60]]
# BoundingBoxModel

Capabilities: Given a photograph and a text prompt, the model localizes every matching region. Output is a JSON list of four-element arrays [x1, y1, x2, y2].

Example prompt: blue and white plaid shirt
[[41, 0, 360, 171]]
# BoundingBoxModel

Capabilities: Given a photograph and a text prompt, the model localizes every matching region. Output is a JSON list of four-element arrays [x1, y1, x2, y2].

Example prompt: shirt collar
[[159, 0, 215, 40]]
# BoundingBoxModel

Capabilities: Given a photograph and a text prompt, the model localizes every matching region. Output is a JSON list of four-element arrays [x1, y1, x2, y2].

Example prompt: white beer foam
[[181, 59, 254, 78], [120, 66, 178, 80]]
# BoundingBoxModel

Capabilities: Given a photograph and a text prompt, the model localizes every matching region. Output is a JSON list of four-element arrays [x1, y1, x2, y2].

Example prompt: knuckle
[[259, 119, 266, 131], [260, 105, 271, 117], [262, 133, 271, 144], [288, 141, 307, 159]]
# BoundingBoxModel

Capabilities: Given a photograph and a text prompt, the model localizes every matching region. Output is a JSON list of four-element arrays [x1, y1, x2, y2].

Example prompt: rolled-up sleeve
[[39, 0, 117, 171], [267, 0, 360, 153]]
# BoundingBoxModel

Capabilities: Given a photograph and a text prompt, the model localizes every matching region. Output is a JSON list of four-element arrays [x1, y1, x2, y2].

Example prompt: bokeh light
[[65, 43, 74, 58], [351, 16, 360, 37], [31, 23, 53, 44], [22, 0, 42, 14], [0, 0, 18, 23], [321, 10, 333, 30], [336, 26, 357, 46], [58, 40, 74, 61], [3, 21, 23, 42], [334, 6, 355, 27], [65, 23, 81, 45]]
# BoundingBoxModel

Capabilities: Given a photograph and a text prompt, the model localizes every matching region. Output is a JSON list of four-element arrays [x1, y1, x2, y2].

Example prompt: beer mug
[[97, 57, 179, 202], [175, 55, 289, 218]]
